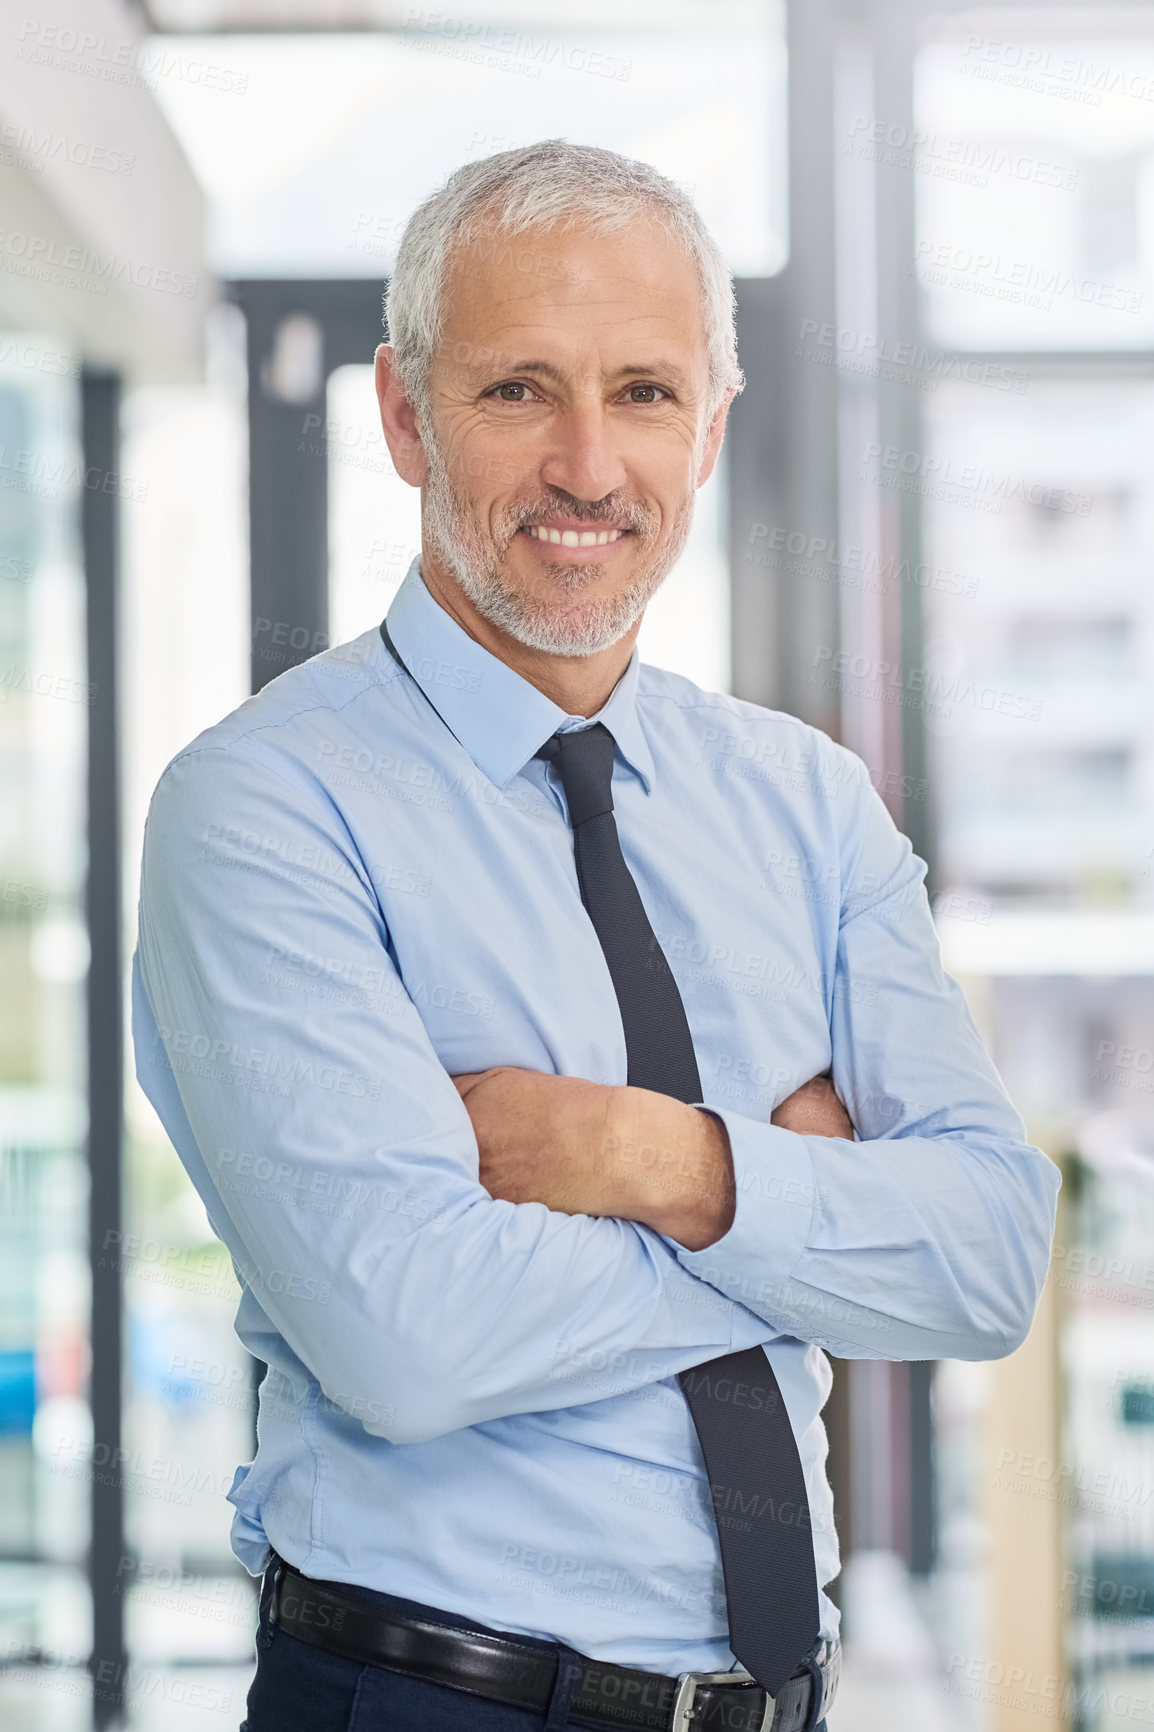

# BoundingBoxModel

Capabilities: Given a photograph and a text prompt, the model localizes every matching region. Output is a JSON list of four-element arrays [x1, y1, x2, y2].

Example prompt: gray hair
[[385, 138, 744, 427]]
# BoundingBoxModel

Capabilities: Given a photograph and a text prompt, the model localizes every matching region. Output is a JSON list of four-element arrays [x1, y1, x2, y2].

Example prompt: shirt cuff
[[662, 1105, 818, 1315]]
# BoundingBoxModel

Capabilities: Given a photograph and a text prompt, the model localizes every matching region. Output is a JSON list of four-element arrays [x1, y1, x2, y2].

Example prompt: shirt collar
[[382, 557, 655, 795]]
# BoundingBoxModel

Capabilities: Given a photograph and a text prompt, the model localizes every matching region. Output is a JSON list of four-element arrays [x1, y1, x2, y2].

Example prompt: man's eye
[[626, 384, 665, 404], [493, 381, 531, 402]]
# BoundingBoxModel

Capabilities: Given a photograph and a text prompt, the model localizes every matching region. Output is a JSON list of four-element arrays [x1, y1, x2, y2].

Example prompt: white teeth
[[526, 525, 624, 546]]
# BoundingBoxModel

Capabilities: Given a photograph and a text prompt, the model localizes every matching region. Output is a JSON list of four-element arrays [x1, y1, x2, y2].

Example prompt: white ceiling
[[141, 0, 774, 31]]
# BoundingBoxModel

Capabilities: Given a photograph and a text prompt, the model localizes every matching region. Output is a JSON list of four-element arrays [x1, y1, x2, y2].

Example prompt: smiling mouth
[[523, 526, 626, 548]]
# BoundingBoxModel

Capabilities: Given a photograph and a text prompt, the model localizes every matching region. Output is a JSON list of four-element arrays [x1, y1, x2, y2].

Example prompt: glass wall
[[918, 17, 1154, 1732], [118, 306, 253, 1698], [0, 345, 91, 1682]]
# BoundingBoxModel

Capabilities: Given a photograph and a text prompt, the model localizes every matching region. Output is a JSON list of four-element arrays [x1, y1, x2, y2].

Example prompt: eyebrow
[[477, 358, 694, 390]]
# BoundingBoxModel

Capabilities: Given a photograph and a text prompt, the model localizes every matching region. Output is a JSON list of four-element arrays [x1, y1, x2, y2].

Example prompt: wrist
[[666, 1107, 736, 1251], [610, 1089, 735, 1250]]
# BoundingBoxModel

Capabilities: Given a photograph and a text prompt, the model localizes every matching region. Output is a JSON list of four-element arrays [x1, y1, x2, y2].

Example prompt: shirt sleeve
[[671, 746, 1061, 1362], [134, 743, 775, 1448]]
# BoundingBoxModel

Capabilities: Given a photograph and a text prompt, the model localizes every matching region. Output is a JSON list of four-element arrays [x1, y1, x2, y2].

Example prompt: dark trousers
[[240, 1554, 829, 1731]]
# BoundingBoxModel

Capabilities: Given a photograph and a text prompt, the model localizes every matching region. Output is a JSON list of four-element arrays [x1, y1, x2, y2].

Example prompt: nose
[[538, 397, 627, 504]]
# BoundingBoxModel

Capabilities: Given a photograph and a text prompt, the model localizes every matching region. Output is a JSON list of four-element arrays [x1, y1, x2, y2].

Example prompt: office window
[[0, 348, 91, 1667]]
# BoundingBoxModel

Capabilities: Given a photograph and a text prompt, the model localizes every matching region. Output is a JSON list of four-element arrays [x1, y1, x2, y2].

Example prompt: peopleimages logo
[[0, 228, 198, 298], [846, 116, 1079, 190], [811, 646, 1043, 723], [862, 440, 1094, 515], [958, 34, 1154, 107], [400, 8, 633, 81], [748, 517, 980, 594], [915, 239, 1142, 315], [0, 122, 136, 176], [15, 20, 250, 95]]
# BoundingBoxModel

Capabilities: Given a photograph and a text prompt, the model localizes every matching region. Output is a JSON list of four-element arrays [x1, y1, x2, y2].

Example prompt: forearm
[[671, 1107, 1060, 1360], [457, 1067, 738, 1251], [607, 1073, 853, 1249]]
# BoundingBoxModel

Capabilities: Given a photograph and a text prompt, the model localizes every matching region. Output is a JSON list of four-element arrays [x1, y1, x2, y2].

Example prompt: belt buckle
[[671, 1669, 773, 1731]]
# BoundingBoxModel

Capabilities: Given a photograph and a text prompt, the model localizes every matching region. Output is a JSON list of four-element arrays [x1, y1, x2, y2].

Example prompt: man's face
[[411, 216, 728, 659]]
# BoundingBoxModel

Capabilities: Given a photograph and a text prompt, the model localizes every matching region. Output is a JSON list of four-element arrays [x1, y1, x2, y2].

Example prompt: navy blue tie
[[536, 721, 820, 1698]]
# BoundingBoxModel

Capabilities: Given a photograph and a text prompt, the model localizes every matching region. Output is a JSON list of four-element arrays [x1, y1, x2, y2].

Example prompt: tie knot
[[535, 722, 616, 827]]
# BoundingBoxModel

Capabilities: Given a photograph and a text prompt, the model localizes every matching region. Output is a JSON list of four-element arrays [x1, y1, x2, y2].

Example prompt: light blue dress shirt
[[133, 555, 1059, 1675]]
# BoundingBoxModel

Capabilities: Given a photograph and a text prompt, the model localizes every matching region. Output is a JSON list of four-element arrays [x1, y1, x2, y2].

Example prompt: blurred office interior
[[3, 0, 1154, 1726]]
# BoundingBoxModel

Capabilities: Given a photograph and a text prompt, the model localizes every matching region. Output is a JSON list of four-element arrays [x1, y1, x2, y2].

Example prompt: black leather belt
[[270, 1561, 839, 1730]]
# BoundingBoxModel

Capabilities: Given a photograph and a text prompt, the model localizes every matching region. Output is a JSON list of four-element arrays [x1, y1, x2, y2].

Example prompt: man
[[134, 140, 1060, 1732]]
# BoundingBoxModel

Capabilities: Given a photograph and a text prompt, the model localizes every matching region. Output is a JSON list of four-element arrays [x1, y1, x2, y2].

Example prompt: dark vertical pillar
[[727, 0, 841, 731], [229, 280, 390, 693], [242, 299, 330, 692], [908, 1361, 935, 1575], [873, 0, 931, 874], [728, 276, 790, 711], [82, 368, 126, 1730], [871, 0, 936, 1576], [779, 0, 842, 732]]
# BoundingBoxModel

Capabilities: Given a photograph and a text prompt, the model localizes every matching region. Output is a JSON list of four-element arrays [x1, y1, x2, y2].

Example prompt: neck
[[417, 548, 640, 718]]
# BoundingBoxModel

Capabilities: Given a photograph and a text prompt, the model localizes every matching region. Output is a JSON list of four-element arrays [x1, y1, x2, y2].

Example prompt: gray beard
[[419, 429, 696, 660]]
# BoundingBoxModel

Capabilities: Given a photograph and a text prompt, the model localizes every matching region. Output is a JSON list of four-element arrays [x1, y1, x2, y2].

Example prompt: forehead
[[436, 216, 708, 371]]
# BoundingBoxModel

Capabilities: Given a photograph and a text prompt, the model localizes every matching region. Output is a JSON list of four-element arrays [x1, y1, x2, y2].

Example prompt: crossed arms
[[135, 743, 1061, 1447], [451, 1067, 854, 1251]]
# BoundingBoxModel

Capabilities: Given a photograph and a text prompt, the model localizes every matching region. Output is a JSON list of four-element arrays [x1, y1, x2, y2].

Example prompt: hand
[[771, 1073, 854, 1139]]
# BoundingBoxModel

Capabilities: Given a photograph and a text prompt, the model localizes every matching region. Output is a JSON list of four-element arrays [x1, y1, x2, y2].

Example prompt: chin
[[507, 549, 623, 593], [507, 603, 638, 659]]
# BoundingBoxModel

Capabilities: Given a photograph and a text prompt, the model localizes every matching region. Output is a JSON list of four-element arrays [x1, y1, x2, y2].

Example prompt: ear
[[695, 387, 737, 488], [374, 344, 429, 487]]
